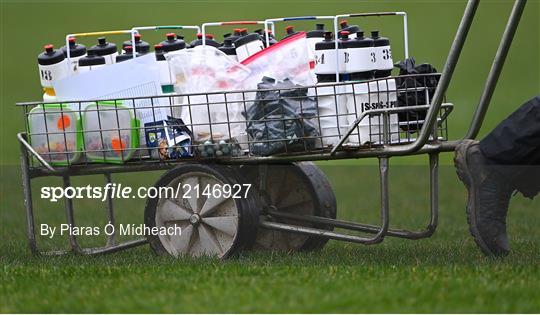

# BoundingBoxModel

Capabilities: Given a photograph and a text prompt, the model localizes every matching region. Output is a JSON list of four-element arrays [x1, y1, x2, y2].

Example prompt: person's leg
[[480, 95, 540, 198], [480, 95, 540, 166], [454, 95, 540, 257]]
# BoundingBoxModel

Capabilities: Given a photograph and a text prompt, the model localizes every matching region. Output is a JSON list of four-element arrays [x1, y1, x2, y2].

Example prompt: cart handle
[[263, 16, 335, 47], [330, 103, 454, 156], [201, 21, 275, 46], [17, 133, 56, 172], [130, 25, 201, 58]]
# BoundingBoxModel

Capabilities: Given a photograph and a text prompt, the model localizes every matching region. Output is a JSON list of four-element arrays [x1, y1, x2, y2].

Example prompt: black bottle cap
[[91, 37, 117, 56], [282, 25, 299, 40], [223, 33, 232, 38], [78, 49, 106, 66], [189, 34, 221, 48], [371, 30, 390, 46], [307, 23, 326, 38], [315, 32, 336, 50], [176, 34, 184, 40], [154, 44, 166, 61], [160, 32, 186, 52], [340, 20, 361, 35], [116, 45, 142, 63], [218, 38, 237, 55], [339, 31, 350, 40], [122, 34, 150, 53], [61, 37, 87, 58], [234, 33, 262, 48], [349, 31, 374, 48], [38, 44, 66, 65]]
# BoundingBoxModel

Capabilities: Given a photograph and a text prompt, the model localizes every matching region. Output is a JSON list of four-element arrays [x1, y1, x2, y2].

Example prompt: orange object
[[111, 137, 126, 154], [57, 115, 71, 130]]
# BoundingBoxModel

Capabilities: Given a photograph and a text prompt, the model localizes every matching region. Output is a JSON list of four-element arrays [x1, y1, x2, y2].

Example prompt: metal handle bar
[[330, 103, 454, 155], [17, 132, 56, 172], [465, 0, 527, 139], [201, 21, 274, 46], [369, 0, 479, 157], [130, 25, 200, 58], [263, 15, 335, 46]]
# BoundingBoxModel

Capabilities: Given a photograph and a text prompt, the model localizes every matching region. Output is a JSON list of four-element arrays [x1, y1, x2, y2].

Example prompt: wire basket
[[19, 74, 451, 168]]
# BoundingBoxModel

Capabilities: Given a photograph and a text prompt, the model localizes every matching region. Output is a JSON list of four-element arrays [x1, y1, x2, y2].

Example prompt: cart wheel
[[144, 164, 259, 259], [241, 162, 337, 252]]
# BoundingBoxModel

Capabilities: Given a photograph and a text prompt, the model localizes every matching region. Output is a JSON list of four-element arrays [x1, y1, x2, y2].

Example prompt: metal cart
[[17, 0, 527, 259]]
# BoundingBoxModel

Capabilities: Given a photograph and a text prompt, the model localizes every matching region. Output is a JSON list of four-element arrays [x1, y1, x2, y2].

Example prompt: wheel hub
[[189, 213, 201, 226]]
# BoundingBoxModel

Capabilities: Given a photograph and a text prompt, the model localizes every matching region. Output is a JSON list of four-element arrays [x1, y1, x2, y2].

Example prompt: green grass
[[1, 165, 539, 313]]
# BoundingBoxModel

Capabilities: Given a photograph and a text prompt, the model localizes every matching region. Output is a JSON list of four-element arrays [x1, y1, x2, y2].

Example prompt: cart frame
[[18, 0, 527, 255]]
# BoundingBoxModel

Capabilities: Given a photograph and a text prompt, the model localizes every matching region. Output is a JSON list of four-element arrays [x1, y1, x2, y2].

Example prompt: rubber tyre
[[238, 162, 337, 252], [144, 164, 259, 259]]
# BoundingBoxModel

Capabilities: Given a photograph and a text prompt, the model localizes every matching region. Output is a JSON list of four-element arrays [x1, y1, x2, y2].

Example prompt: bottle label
[[39, 60, 69, 88], [344, 47, 376, 72], [104, 52, 119, 65], [315, 50, 341, 75], [236, 40, 264, 63], [373, 45, 393, 71]]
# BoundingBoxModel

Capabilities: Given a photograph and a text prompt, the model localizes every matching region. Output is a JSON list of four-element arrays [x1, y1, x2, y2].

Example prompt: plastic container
[[38, 44, 69, 102], [370, 31, 393, 78], [314, 83, 348, 147], [218, 38, 237, 61], [345, 78, 399, 144], [82, 101, 140, 163], [116, 46, 141, 63], [89, 37, 118, 65], [339, 20, 360, 39], [122, 34, 150, 54], [343, 31, 375, 81], [28, 103, 82, 165], [61, 37, 87, 74], [234, 32, 264, 62], [78, 49, 106, 73]]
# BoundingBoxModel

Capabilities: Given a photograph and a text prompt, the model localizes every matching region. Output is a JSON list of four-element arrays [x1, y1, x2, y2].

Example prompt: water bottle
[[115, 45, 141, 63], [339, 20, 360, 39], [234, 32, 264, 62], [38, 44, 69, 101], [218, 38, 237, 61], [370, 30, 393, 78], [122, 34, 150, 55], [77, 49, 106, 73], [89, 37, 118, 65], [61, 37, 86, 74]]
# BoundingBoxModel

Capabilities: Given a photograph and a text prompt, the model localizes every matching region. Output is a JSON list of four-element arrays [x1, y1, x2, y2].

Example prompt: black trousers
[[479, 95, 540, 198]]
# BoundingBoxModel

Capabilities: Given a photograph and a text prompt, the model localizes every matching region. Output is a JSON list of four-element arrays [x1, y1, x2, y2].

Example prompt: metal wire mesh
[[19, 74, 450, 169]]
